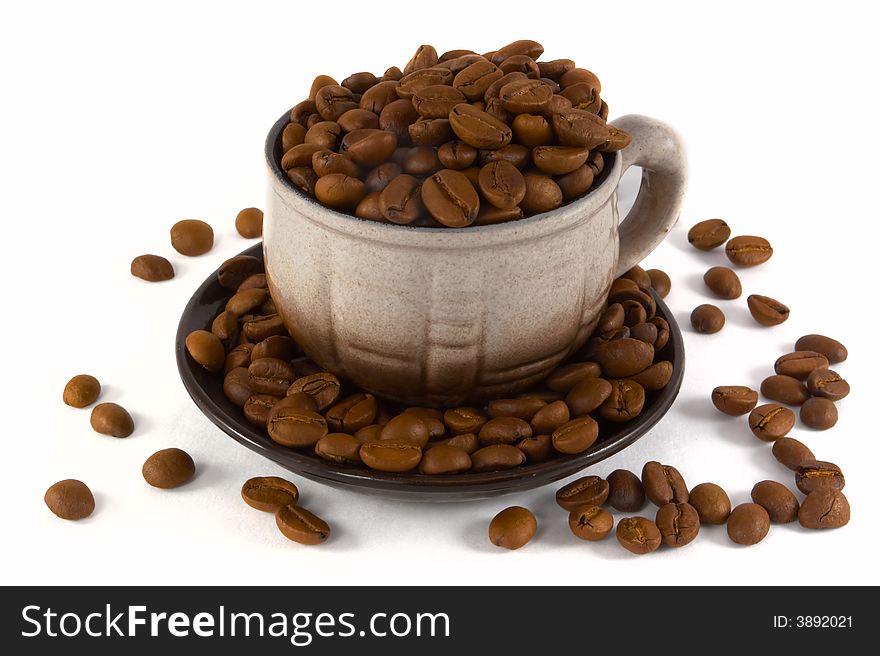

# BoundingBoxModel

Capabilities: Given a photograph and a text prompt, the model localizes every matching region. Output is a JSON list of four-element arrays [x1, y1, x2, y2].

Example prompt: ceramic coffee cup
[[264, 113, 686, 407]]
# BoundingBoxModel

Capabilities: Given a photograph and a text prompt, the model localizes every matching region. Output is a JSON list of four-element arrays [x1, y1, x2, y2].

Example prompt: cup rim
[[265, 108, 621, 238]]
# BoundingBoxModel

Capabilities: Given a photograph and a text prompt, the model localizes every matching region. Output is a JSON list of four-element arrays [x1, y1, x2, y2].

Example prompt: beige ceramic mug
[[264, 113, 686, 407]]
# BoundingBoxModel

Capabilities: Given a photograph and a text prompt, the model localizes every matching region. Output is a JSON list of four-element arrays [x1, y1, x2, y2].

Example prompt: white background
[[2, 0, 878, 586]]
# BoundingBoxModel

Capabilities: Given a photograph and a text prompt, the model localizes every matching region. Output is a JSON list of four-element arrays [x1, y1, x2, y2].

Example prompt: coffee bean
[[439, 432, 480, 455], [309, 74, 338, 100], [569, 506, 614, 541], [380, 414, 430, 447], [437, 140, 478, 169], [479, 144, 531, 170], [747, 294, 790, 326], [281, 123, 306, 151], [691, 304, 725, 333], [411, 84, 466, 118], [511, 112, 554, 147], [315, 84, 358, 121], [489, 506, 537, 550], [559, 82, 600, 112], [555, 164, 595, 201], [616, 517, 661, 555], [565, 378, 613, 417], [449, 103, 512, 149], [703, 266, 741, 299], [546, 362, 601, 392], [360, 441, 422, 472], [312, 149, 360, 178], [530, 400, 570, 434], [688, 482, 731, 524], [655, 502, 700, 547], [306, 120, 344, 150], [325, 394, 378, 433], [551, 109, 610, 149], [237, 274, 267, 292], [251, 336, 297, 362], [487, 398, 546, 421], [751, 480, 799, 523], [470, 444, 526, 472], [771, 437, 815, 471], [363, 162, 402, 193], [799, 396, 838, 430], [241, 476, 299, 513], [806, 368, 850, 401], [404, 44, 439, 74], [630, 361, 673, 391], [687, 219, 730, 250], [63, 374, 101, 408], [760, 375, 810, 406], [641, 462, 688, 506], [646, 269, 671, 298], [142, 448, 195, 489], [267, 405, 327, 448], [419, 444, 472, 474], [538, 58, 575, 80], [600, 379, 646, 422], [242, 314, 287, 342], [226, 288, 267, 316], [44, 480, 95, 520], [234, 207, 263, 238], [649, 316, 670, 351], [726, 235, 773, 267], [401, 145, 440, 175], [379, 174, 423, 224], [798, 489, 850, 529], [314, 433, 363, 465], [223, 368, 252, 407], [353, 424, 383, 444], [314, 173, 367, 210], [594, 338, 654, 377], [421, 168, 480, 227], [338, 108, 380, 132], [479, 416, 533, 445], [516, 434, 553, 462], [185, 330, 226, 372], [795, 460, 845, 494], [597, 303, 625, 335], [555, 475, 609, 511], [286, 166, 318, 195], [476, 160, 526, 210], [90, 402, 134, 438], [551, 416, 598, 454], [248, 358, 297, 396], [276, 504, 331, 545], [726, 503, 770, 545], [443, 407, 488, 435], [211, 310, 239, 346], [606, 469, 645, 512], [775, 351, 829, 380], [243, 394, 281, 427], [287, 372, 340, 411], [131, 254, 174, 282], [359, 80, 400, 114], [282, 143, 325, 169], [532, 145, 590, 175], [794, 334, 847, 364], [170, 219, 213, 256], [748, 403, 795, 441], [344, 128, 399, 166]]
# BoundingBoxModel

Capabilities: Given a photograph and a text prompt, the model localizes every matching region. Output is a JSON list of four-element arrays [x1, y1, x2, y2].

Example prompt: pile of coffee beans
[[241, 476, 331, 545], [277, 40, 631, 227], [188, 255, 677, 477]]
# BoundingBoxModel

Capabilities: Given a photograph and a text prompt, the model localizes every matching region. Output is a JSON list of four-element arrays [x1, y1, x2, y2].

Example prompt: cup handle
[[610, 114, 687, 277]]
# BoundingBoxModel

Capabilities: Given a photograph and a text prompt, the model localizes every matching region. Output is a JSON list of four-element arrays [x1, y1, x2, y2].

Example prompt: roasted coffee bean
[[798, 489, 850, 529], [559, 67, 601, 91], [594, 338, 654, 378], [597, 304, 625, 335], [90, 402, 134, 438], [569, 506, 613, 541], [364, 162, 403, 192], [276, 504, 331, 545], [748, 403, 795, 441], [563, 378, 613, 418], [532, 145, 590, 175], [211, 310, 239, 346], [314, 173, 367, 209], [703, 266, 741, 299], [451, 60, 502, 101], [170, 219, 213, 256], [646, 269, 671, 298], [649, 316, 670, 351], [232, 207, 263, 239], [621, 300, 647, 327], [267, 405, 327, 448], [551, 109, 610, 149], [242, 314, 287, 342], [314, 433, 363, 465], [516, 434, 553, 462], [402, 145, 441, 174], [399, 67, 452, 98], [437, 140, 478, 169], [687, 219, 730, 250], [360, 80, 400, 114], [642, 462, 688, 506], [325, 394, 378, 433], [621, 265, 651, 291], [250, 336, 296, 362], [278, 392, 319, 414], [606, 469, 645, 512], [337, 108, 380, 132], [688, 482, 731, 524], [344, 127, 399, 166], [627, 323, 657, 344], [421, 168, 480, 227], [449, 103, 512, 149], [761, 375, 810, 406], [600, 379, 645, 422], [751, 480, 799, 523], [443, 407, 487, 435], [439, 432, 480, 454], [806, 369, 850, 401], [727, 503, 770, 545], [691, 304, 725, 333], [712, 385, 758, 417], [794, 334, 847, 364], [354, 424, 384, 444], [241, 476, 299, 512], [556, 475, 609, 511], [437, 52, 482, 72], [404, 44, 439, 74], [281, 143, 325, 169], [655, 502, 700, 547], [142, 448, 195, 489], [419, 444, 472, 475], [287, 372, 340, 411], [616, 517, 661, 555], [497, 78, 551, 114], [312, 149, 360, 178], [223, 367, 252, 406], [248, 358, 297, 396], [546, 362, 601, 392], [131, 254, 174, 282], [800, 396, 838, 430], [489, 506, 537, 550], [238, 273, 267, 292], [315, 85, 358, 121], [341, 72, 378, 94], [357, 191, 384, 220], [243, 394, 280, 428], [307, 122, 345, 149], [726, 235, 773, 266], [290, 99, 316, 125], [380, 174, 423, 224], [487, 398, 546, 421], [530, 400, 570, 434], [497, 55, 540, 79], [555, 164, 594, 201], [380, 413, 431, 447], [479, 416, 533, 445], [286, 166, 318, 195], [795, 460, 845, 494], [538, 58, 575, 80], [474, 205, 523, 225], [775, 351, 829, 379], [479, 143, 531, 170], [44, 480, 95, 520], [63, 374, 101, 408], [551, 416, 598, 454], [477, 160, 526, 209], [409, 118, 454, 146], [360, 441, 422, 472], [281, 123, 306, 152], [511, 112, 554, 147], [630, 361, 672, 391], [309, 74, 338, 100], [226, 288, 267, 316], [772, 437, 816, 471], [470, 444, 526, 472], [560, 82, 600, 112], [411, 84, 465, 118], [747, 294, 790, 326]]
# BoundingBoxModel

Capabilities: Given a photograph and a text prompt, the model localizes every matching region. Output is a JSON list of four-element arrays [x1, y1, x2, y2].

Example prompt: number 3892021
[[796, 616, 852, 628]]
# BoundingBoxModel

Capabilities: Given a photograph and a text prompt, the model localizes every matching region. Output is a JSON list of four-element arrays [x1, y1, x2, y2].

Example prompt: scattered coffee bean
[[747, 294, 790, 326], [748, 403, 795, 441], [186, 330, 226, 372], [616, 517, 661, 554], [806, 369, 850, 401], [44, 479, 95, 520], [170, 219, 214, 256], [556, 475, 609, 511], [235, 207, 264, 238], [775, 351, 829, 380], [131, 254, 174, 282], [760, 375, 810, 406], [688, 482, 731, 524], [489, 506, 537, 550], [90, 402, 134, 438], [691, 304, 725, 333], [799, 396, 838, 430], [688, 219, 730, 250], [771, 437, 815, 471], [751, 480, 799, 523], [798, 489, 850, 529], [727, 503, 770, 545], [63, 374, 101, 408], [711, 386, 758, 416], [794, 334, 847, 364], [241, 476, 300, 512], [642, 462, 688, 506], [142, 448, 195, 489], [703, 266, 741, 299], [646, 269, 671, 298], [569, 506, 614, 541], [276, 504, 331, 545], [795, 460, 845, 494], [655, 502, 700, 547], [606, 469, 645, 512], [725, 235, 772, 267]]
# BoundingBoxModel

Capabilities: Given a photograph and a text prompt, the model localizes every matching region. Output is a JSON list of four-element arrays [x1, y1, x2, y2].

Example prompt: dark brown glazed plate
[[176, 244, 684, 502]]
